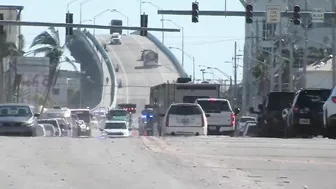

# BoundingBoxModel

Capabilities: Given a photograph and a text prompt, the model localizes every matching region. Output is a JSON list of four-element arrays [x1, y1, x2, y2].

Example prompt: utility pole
[[289, 30, 296, 92], [278, 18, 283, 92], [200, 69, 205, 81], [332, 0, 336, 86], [302, 0, 308, 88], [270, 24, 275, 92], [233, 41, 238, 105]]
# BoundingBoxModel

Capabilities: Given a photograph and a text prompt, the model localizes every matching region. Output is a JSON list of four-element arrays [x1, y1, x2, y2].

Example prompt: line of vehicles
[[248, 87, 336, 138], [0, 104, 101, 137]]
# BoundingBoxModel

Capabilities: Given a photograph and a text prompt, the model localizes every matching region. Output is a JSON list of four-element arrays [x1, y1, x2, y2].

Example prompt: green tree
[[0, 32, 26, 102], [29, 27, 75, 112]]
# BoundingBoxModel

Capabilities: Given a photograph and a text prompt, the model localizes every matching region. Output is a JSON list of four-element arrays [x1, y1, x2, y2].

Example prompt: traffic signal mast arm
[[157, 10, 336, 18], [0, 20, 180, 32]]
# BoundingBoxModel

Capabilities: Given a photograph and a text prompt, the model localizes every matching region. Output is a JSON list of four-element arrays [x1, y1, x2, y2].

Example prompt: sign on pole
[[311, 8, 324, 23], [266, 5, 281, 23]]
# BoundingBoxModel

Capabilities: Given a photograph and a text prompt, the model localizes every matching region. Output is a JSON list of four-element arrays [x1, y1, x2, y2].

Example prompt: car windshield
[[111, 35, 119, 38], [105, 122, 127, 129], [0, 105, 32, 117], [110, 110, 127, 117]]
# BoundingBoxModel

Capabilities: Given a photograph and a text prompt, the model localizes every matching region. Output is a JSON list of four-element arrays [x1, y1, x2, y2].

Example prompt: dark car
[[0, 103, 40, 136], [285, 88, 331, 137], [249, 92, 295, 138]]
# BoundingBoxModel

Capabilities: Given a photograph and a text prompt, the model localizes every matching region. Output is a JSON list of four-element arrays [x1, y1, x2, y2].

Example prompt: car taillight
[[293, 105, 299, 113], [165, 115, 169, 126], [231, 113, 235, 126], [332, 96, 336, 103]]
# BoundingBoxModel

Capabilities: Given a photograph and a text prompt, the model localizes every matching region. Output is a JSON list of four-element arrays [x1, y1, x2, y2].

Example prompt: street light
[[141, 1, 164, 43], [67, 0, 80, 12], [163, 19, 184, 67], [93, 9, 113, 36], [80, 0, 94, 24], [111, 9, 129, 34], [81, 19, 92, 23], [169, 46, 194, 81]]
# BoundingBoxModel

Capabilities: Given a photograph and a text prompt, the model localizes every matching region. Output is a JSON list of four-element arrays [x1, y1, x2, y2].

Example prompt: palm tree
[[29, 27, 75, 112], [0, 32, 25, 102]]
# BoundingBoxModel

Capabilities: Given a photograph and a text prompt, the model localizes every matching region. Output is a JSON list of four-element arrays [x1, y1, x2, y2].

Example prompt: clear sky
[[2, 0, 245, 81]]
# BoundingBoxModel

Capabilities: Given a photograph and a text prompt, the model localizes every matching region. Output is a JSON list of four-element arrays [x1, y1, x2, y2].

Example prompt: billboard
[[15, 57, 50, 104]]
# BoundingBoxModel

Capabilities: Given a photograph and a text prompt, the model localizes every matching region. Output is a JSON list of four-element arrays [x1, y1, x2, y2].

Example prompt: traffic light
[[293, 5, 301, 25], [140, 14, 148, 36], [65, 13, 73, 35], [192, 2, 199, 23], [0, 13, 4, 35], [245, 3, 253, 24]]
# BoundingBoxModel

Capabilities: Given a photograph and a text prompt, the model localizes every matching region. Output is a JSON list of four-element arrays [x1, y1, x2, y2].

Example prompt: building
[[243, 0, 334, 110], [52, 71, 80, 106], [300, 55, 333, 89]]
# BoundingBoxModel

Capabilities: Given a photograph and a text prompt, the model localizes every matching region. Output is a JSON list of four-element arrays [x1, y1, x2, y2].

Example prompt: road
[[2, 135, 336, 189], [96, 35, 179, 117]]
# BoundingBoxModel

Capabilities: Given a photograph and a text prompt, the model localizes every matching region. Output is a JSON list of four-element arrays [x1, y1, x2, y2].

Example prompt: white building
[[300, 55, 333, 89], [52, 76, 80, 106], [243, 0, 334, 109]]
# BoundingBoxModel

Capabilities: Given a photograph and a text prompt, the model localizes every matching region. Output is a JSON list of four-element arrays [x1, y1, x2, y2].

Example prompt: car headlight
[[22, 122, 34, 126]]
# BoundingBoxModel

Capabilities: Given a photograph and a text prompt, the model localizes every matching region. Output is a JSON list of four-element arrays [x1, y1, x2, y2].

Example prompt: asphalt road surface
[[96, 35, 179, 120], [2, 133, 336, 189]]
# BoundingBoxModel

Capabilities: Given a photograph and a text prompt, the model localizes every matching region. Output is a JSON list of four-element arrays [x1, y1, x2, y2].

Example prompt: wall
[[306, 71, 332, 89], [66, 30, 103, 109], [52, 76, 68, 106], [15, 57, 49, 104], [0, 8, 19, 45]]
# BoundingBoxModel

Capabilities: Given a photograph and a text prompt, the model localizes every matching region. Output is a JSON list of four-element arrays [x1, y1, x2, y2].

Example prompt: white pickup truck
[[195, 98, 240, 136]]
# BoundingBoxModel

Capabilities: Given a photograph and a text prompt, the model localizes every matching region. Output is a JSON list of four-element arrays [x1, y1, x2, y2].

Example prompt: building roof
[[304, 55, 333, 72], [0, 5, 24, 10]]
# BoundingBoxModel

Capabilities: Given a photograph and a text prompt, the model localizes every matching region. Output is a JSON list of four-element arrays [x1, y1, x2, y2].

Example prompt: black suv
[[0, 103, 40, 136], [249, 92, 295, 137], [285, 88, 331, 137]]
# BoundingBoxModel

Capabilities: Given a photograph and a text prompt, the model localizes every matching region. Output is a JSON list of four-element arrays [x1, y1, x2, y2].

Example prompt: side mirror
[[159, 113, 165, 117], [234, 108, 240, 115], [205, 114, 210, 117], [128, 128, 132, 131], [99, 128, 103, 131], [34, 113, 40, 117]]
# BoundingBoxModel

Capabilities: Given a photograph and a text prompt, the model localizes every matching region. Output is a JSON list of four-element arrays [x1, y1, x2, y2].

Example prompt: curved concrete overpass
[[96, 34, 179, 114], [66, 30, 104, 108]]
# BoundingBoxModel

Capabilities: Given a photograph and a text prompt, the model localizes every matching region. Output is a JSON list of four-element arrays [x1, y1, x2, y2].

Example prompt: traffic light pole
[[0, 20, 180, 32], [158, 10, 336, 18]]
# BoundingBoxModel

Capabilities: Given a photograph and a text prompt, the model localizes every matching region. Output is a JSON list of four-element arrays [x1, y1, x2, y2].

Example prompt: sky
[[2, 0, 245, 81]]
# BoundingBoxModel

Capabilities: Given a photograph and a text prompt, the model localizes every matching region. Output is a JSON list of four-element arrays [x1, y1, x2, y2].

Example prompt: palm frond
[[32, 46, 53, 56], [63, 57, 79, 72], [47, 27, 60, 47], [30, 31, 57, 48]]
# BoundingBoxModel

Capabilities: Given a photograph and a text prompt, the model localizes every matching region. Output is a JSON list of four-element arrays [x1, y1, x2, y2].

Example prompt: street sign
[[312, 8, 324, 23], [266, 5, 281, 23]]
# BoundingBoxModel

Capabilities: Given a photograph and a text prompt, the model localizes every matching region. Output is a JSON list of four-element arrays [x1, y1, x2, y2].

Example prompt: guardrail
[[131, 31, 188, 77], [83, 31, 118, 109], [73, 30, 104, 111]]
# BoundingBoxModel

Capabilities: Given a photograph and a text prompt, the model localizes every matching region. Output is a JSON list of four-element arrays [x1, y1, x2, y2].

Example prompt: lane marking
[[105, 39, 129, 103]]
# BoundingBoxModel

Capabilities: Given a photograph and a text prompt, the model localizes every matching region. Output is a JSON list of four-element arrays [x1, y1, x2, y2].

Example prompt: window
[[197, 100, 231, 113], [297, 90, 331, 106], [168, 105, 202, 115], [262, 20, 276, 41], [110, 110, 127, 117], [267, 93, 295, 111], [183, 96, 209, 103], [105, 122, 126, 129], [0, 105, 32, 117], [52, 88, 60, 95]]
